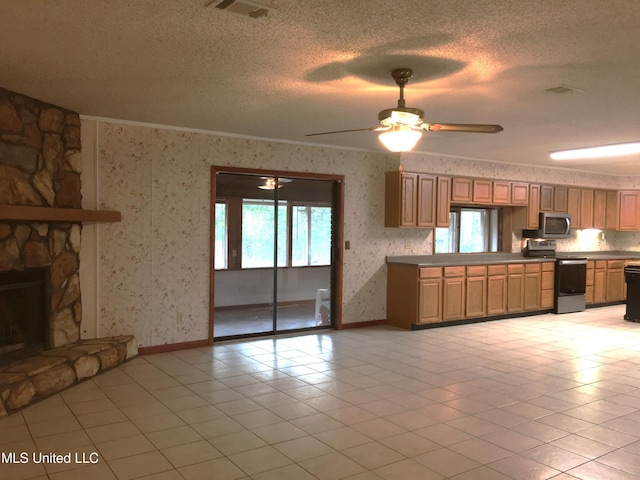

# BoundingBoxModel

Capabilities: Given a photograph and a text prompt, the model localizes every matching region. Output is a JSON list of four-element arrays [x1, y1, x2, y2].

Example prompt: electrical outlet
[[177, 313, 184, 324], [404, 240, 412, 249], [345, 240, 350, 250]]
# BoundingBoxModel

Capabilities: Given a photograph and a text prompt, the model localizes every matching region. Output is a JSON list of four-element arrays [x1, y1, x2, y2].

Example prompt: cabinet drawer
[[444, 266, 465, 277], [508, 264, 524, 274], [419, 267, 442, 279], [487, 264, 506, 276], [542, 262, 555, 272], [525, 263, 541, 273], [466, 265, 487, 277], [595, 260, 607, 269], [607, 260, 624, 269]]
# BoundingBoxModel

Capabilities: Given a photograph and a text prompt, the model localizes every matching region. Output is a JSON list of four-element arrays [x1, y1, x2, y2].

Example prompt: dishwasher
[[554, 257, 587, 314]]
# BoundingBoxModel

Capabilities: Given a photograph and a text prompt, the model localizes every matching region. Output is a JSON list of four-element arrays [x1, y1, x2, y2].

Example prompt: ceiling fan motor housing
[[378, 107, 425, 127]]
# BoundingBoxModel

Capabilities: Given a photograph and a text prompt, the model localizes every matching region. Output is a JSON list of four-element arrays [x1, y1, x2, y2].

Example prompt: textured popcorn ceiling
[[1, 0, 640, 174]]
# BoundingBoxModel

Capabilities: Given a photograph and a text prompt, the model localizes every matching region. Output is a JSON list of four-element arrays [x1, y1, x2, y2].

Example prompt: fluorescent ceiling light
[[550, 142, 640, 160]]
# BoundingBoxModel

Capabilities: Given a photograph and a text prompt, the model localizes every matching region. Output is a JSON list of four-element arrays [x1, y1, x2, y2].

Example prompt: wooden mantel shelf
[[0, 205, 121, 223]]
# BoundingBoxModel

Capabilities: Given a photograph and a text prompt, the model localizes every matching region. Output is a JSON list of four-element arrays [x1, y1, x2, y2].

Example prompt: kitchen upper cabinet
[[492, 181, 512, 205], [472, 179, 493, 204], [554, 186, 568, 213], [436, 177, 451, 227], [385, 171, 439, 228], [618, 191, 640, 231], [592, 190, 606, 230], [511, 182, 529, 205], [540, 185, 554, 212], [451, 177, 473, 203], [567, 187, 581, 229], [580, 189, 594, 229], [417, 175, 437, 227], [605, 190, 619, 230], [527, 184, 541, 229]]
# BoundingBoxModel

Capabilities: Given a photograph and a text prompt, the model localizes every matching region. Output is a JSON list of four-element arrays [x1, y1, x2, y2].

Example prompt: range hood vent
[[209, 0, 271, 18]]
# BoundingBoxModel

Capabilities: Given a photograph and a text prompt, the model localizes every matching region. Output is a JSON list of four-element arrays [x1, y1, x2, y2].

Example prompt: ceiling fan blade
[[305, 127, 384, 137], [423, 123, 504, 134]]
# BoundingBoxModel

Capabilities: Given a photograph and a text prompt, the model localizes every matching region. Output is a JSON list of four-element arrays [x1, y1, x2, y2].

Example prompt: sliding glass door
[[212, 171, 338, 339]]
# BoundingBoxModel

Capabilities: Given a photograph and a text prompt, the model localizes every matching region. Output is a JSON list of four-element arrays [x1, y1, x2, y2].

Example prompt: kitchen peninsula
[[386, 251, 640, 330]]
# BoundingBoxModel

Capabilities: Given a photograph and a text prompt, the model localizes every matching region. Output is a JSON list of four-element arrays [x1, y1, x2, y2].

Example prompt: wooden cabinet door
[[385, 171, 417, 227], [606, 260, 625, 302], [487, 274, 507, 315], [436, 177, 451, 227], [524, 273, 541, 311], [605, 190, 619, 230], [492, 181, 511, 205], [511, 182, 529, 205], [443, 267, 465, 321], [419, 278, 442, 324], [507, 264, 525, 313], [580, 189, 594, 229], [567, 187, 581, 229], [540, 185, 554, 211], [554, 186, 568, 212], [585, 261, 595, 304], [451, 177, 473, 203], [417, 175, 436, 227], [593, 263, 606, 304], [592, 190, 606, 230], [540, 262, 555, 309], [618, 191, 640, 231], [473, 179, 493, 204], [527, 184, 540, 229], [466, 266, 487, 318]]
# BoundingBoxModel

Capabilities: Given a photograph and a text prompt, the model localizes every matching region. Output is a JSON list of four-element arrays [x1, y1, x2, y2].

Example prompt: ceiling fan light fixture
[[378, 126, 422, 152], [550, 141, 640, 160], [378, 107, 425, 127], [258, 177, 283, 189]]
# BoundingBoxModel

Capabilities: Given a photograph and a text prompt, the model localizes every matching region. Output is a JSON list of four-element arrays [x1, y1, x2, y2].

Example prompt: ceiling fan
[[306, 68, 503, 152]]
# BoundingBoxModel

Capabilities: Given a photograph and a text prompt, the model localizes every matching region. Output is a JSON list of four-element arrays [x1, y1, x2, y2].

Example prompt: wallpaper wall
[[81, 119, 640, 348]]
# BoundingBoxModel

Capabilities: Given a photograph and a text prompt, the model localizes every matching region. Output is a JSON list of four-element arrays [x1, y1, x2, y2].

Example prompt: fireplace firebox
[[0, 268, 48, 363]]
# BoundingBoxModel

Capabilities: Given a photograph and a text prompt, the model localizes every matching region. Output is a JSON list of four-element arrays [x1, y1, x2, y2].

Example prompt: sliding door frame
[[209, 165, 344, 342]]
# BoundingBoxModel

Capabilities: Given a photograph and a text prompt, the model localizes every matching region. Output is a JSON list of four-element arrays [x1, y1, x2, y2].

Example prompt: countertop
[[386, 251, 640, 267]]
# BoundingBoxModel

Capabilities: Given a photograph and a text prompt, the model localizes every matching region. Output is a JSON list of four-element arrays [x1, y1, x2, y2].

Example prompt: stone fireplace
[[0, 86, 84, 355], [0, 87, 134, 417]]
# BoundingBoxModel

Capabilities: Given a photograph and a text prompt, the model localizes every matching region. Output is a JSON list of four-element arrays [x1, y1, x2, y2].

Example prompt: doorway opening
[[210, 167, 343, 340]]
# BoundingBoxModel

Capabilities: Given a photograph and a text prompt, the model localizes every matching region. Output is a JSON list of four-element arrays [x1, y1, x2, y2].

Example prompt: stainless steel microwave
[[523, 212, 572, 239]]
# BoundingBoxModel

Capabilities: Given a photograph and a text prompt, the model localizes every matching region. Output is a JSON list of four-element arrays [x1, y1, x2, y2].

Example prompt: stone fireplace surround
[[0, 87, 135, 417]]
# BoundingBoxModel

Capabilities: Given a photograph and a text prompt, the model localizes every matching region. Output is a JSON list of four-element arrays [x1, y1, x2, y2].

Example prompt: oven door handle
[[557, 259, 587, 265]]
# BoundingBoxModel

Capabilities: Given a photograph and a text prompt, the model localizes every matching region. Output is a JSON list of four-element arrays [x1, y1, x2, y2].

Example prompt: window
[[435, 207, 499, 253], [214, 202, 227, 269], [292, 205, 332, 266], [241, 199, 288, 268]]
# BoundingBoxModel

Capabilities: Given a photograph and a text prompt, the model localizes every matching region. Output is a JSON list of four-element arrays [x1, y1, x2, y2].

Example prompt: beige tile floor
[[3, 305, 640, 479]]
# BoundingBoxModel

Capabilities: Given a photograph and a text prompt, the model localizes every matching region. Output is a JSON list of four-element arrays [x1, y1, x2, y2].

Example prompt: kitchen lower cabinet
[[419, 277, 442, 324], [443, 267, 465, 321], [507, 264, 525, 313], [486, 265, 507, 315], [593, 261, 607, 304], [586, 260, 595, 304], [466, 266, 487, 318], [606, 260, 624, 302], [541, 262, 555, 309], [524, 263, 541, 311]]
